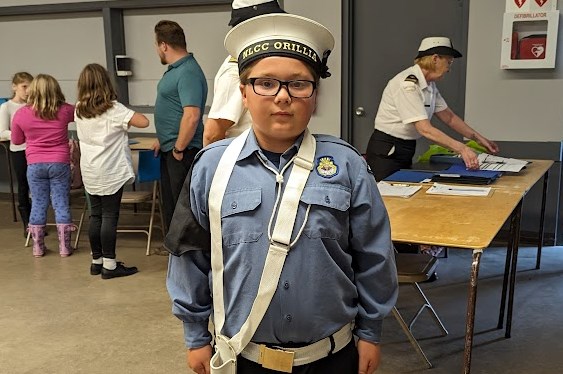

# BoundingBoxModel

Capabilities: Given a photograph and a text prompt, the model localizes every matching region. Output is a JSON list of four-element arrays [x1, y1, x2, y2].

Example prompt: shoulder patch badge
[[316, 156, 339, 178], [404, 74, 418, 84]]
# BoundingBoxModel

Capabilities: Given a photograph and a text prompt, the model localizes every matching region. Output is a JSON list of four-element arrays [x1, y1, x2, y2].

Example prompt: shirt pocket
[[300, 186, 351, 240], [221, 188, 263, 246]]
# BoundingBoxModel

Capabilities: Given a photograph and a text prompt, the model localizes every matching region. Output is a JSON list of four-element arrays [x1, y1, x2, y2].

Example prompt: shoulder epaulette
[[404, 74, 418, 84], [228, 56, 238, 63]]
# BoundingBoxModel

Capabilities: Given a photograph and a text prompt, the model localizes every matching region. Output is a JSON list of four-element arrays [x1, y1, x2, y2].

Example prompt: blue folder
[[441, 164, 502, 179], [383, 170, 436, 183], [431, 165, 502, 185]]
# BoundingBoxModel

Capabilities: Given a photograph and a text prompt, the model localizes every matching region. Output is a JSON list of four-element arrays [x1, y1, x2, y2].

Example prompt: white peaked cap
[[225, 13, 335, 78], [416, 36, 462, 58], [232, 0, 272, 9]]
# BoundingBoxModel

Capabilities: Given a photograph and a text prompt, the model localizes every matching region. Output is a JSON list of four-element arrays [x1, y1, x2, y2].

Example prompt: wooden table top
[[129, 137, 157, 151], [382, 159, 554, 249], [490, 159, 553, 193], [383, 187, 522, 249]]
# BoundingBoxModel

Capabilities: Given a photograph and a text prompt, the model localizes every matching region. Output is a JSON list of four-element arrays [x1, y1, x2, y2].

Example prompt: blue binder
[[383, 170, 436, 183]]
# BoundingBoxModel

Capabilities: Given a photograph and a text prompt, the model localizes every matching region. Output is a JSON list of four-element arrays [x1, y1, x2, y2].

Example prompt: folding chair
[[393, 252, 448, 368], [118, 150, 164, 256]]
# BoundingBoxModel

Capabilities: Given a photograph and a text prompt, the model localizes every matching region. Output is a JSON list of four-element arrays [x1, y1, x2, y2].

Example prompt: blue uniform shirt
[[165, 130, 398, 349], [154, 53, 207, 152]]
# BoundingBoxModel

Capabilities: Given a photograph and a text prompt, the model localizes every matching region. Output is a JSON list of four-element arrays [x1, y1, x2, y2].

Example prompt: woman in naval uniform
[[366, 37, 499, 181]]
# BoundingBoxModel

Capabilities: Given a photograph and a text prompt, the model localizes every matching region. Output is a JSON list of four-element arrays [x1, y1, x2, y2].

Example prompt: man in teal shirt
[[153, 20, 208, 233]]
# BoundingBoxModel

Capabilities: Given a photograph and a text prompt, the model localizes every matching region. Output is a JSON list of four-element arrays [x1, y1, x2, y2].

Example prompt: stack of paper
[[377, 182, 422, 198], [478, 153, 529, 172], [426, 183, 491, 197]]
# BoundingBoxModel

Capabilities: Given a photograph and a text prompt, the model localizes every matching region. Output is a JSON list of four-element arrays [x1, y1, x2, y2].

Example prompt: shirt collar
[[167, 53, 192, 71], [237, 130, 304, 165], [412, 64, 428, 90]]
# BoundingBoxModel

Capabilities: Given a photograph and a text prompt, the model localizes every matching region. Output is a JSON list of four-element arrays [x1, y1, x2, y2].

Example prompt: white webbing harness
[[208, 129, 316, 374]]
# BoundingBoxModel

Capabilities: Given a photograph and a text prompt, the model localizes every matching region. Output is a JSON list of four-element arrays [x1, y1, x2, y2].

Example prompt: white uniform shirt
[[0, 100, 26, 152], [207, 56, 252, 138], [75, 101, 135, 196], [374, 64, 448, 140]]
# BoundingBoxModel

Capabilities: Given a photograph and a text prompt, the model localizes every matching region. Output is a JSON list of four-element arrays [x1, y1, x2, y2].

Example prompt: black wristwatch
[[173, 146, 184, 154]]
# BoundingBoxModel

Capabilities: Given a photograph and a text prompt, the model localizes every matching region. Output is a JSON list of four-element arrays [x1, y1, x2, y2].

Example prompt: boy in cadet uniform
[[165, 12, 398, 374]]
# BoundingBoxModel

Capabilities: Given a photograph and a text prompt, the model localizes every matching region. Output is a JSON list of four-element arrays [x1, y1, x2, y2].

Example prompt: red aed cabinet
[[518, 34, 547, 59]]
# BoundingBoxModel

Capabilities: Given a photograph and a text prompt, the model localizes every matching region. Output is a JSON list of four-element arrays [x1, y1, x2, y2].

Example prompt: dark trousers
[[11, 150, 31, 212], [160, 148, 198, 233], [237, 340, 358, 374], [87, 187, 124, 259], [366, 129, 416, 181]]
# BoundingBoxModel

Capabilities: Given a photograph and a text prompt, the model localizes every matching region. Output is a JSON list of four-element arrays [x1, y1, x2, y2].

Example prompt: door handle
[[355, 107, 366, 117]]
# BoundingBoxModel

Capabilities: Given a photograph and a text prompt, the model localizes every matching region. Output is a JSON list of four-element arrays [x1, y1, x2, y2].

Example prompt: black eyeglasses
[[248, 77, 317, 98]]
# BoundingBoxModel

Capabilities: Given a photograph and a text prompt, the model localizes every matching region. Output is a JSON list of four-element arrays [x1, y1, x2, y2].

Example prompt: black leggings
[[87, 187, 125, 259], [365, 129, 416, 181], [11, 150, 31, 211]]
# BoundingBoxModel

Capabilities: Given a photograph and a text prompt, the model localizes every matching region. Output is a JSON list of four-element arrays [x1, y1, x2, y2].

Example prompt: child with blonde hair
[[11, 74, 75, 257], [75, 63, 149, 279], [0, 72, 34, 236]]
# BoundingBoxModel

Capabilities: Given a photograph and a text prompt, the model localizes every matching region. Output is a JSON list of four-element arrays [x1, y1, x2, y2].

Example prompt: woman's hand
[[459, 146, 479, 169], [478, 137, 499, 155], [186, 344, 212, 374]]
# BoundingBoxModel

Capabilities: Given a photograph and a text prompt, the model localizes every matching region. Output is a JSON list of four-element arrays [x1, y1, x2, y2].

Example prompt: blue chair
[[118, 150, 164, 255]]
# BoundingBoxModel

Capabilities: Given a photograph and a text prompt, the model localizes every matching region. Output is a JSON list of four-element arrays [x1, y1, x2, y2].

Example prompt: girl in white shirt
[[75, 63, 149, 279], [0, 72, 33, 236]]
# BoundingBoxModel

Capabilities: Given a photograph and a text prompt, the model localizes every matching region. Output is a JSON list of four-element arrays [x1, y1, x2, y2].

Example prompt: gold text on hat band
[[240, 39, 320, 63]]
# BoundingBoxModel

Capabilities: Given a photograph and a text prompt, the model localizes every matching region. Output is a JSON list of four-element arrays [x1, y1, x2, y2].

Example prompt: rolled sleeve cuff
[[183, 321, 213, 349], [354, 319, 384, 344]]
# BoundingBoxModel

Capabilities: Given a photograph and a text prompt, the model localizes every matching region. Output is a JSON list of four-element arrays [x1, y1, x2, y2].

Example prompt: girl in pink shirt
[[11, 74, 75, 258]]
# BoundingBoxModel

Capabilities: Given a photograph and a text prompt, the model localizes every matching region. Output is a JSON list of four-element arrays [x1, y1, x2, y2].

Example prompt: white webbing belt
[[241, 323, 352, 366], [208, 129, 317, 372]]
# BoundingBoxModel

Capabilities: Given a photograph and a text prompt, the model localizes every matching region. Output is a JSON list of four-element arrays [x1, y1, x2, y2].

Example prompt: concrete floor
[[1, 199, 562, 374]]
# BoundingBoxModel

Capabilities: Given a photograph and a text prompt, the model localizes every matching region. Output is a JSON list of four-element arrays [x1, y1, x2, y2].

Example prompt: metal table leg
[[463, 248, 483, 374], [535, 170, 549, 269], [506, 200, 523, 338], [497, 204, 519, 329]]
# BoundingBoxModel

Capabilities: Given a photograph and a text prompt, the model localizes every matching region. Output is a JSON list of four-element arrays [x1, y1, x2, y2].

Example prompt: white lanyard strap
[[209, 129, 251, 334], [208, 130, 316, 355]]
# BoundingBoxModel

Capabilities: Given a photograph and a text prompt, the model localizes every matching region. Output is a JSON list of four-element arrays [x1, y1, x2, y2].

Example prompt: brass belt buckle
[[258, 345, 295, 373]]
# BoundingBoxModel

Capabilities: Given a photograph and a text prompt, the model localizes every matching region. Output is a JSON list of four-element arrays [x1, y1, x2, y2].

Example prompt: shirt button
[[325, 196, 331, 204], [285, 314, 292, 322], [231, 201, 237, 209], [283, 281, 290, 289]]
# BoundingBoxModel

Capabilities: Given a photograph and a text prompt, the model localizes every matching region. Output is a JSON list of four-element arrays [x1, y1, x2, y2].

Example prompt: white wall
[[0, 12, 105, 102], [465, 0, 563, 142], [0, 1, 341, 136], [122, 5, 231, 133], [0, 0, 113, 5]]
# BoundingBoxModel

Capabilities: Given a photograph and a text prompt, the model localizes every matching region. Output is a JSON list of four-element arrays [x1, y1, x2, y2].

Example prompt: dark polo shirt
[[154, 53, 208, 152]]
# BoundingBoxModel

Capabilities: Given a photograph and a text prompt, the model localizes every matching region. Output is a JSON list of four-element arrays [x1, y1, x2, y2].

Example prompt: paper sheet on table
[[426, 182, 491, 197], [477, 153, 528, 172], [377, 181, 422, 198]]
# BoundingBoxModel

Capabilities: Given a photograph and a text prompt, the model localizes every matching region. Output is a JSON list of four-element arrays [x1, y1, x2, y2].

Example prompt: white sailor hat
[[229, 0, 285, 27], [416, 37, 462, 59], [224, 13, 335, 78]]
